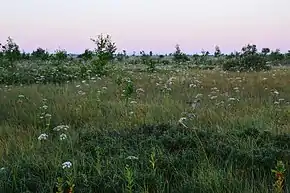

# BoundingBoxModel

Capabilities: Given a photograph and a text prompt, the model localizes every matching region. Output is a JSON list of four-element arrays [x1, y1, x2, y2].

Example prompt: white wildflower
[[53, 125, 69, 132], [189, 84, 197, 88], [273, 90, 279, 95], [62, 161, 72, 169], [178, 117, 186, 124], [136, 88, 145, 93], [195, 93, 203, 98], [210, 96, 218, 100], [126, 156, 139, 160], [178, 117, 188, 128], [45, 113, 51, 118], [59, 133, 67, 141], [38, 133, 48, 141]]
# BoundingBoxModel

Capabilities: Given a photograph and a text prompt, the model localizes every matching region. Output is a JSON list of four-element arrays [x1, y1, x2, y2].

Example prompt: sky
[[1, 0, 290, 54]]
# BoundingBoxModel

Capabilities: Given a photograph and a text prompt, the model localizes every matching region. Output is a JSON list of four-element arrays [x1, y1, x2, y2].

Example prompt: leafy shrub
[[0, 37, 21, 68], [54, 49, 68, 64], [91, 34, 117, 63], [78, 49, 93, 61], [90, 34, 117, 75], [173, 44, 190, 62], [31, 48, 50, 60], [223, 44, 271, 71]]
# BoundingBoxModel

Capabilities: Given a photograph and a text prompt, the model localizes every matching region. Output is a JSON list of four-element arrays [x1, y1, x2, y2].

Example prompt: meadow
[[1, 63, 290, 193], [1, 37, 290, 192]]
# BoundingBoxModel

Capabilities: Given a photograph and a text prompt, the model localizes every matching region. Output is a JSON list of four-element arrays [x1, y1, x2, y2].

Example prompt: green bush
[[223, 44, 271, 71]]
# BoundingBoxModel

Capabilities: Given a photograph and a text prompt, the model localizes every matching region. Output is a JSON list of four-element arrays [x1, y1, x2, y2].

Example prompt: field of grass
[[1, 65, 290, 192]]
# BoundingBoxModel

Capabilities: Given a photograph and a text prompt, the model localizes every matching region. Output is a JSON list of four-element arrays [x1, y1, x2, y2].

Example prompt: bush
[[31, 48, 50, 60], [222, 58, 241, 71], [0, 37, 21, 68], [223, 44, 271, 71], [173, 44, 190, 63]]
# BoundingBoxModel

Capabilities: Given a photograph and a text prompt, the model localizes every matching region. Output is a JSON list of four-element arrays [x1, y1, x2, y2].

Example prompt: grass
[[1, 66, 290, 192]]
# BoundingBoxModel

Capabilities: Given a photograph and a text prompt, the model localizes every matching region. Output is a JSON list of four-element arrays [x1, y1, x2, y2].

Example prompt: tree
[[54, 48, 68, 64], [214, 45, 221, 57], [286, 50, 290, 58], [0, 36, 21, 67], [241, 44, 257, 56], [173, 44, 189, 62], [223, 44, 270, 71], [90, 34, 117, 75], [79, 49, 93, 61], [31, 47, 50, 60], [21, 51, 30, 60], [269, 49, 284, 62], [261, 48, 270, 55], [90, 34, 117, 63]]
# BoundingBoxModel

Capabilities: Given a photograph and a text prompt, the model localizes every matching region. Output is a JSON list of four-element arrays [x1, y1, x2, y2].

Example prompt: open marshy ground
[[1, 66, 290, 192]]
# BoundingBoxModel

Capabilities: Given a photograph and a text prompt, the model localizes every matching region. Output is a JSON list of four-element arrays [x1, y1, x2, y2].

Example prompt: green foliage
[[78, 49, 93, 61], [140, 51, 157, 72], [54, 49, 68, 63], [91, 34, 117, 63], [173, 44, 190, 62], [0, 62, 97, 85], [0, 37, 21, 67], [2, 67, 290, 192], [214, 46, 222, 57], [286, 50, 290, 58], [116, 50, 128, 62], [261, 48, 270, 55], [21, 51, 30, 60], [90, 34, 117, 76], [269, 49, 285, 65], [223, 44, 271, 71], [31, 47, 50, 60]]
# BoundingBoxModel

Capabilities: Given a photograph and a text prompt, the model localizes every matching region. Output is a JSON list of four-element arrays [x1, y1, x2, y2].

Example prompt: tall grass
[[1, 66, 290, 192]]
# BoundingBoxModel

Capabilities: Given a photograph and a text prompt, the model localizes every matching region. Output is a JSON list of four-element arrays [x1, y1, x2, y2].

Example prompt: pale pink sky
[[1, 0, 290, 54]]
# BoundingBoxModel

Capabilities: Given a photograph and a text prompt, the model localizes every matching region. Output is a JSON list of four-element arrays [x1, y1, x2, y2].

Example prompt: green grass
[[1, 66, 290, 192]]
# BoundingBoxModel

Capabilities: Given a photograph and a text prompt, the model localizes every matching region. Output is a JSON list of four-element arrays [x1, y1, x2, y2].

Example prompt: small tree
[[223, 44, 270, 71], [173, 44, 189, 62], [21, 51, 30, 60], [91, 34, 117, 63], [31, 47, 50, 60], [269, 49, 284, 63], [0, 36, 21, 67], [214, 45, 221, 57], [261, 48, 270, 55], [286, 50, 290, 59], [54, 48, 68, 64], [0, 50, 3, 60], [79, 49, 93, 61], [90, 34, 117, 75]]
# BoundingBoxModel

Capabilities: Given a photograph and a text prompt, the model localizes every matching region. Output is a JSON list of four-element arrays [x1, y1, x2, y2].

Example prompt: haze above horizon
[[1, 0, 290, 54]]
